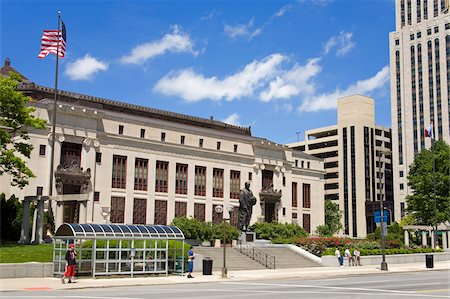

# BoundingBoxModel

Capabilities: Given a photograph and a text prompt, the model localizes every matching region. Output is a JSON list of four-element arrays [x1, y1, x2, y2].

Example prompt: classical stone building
[[288, 95, 393, 238], [389, 0, 450, 220], [0, 60, 325, 240]]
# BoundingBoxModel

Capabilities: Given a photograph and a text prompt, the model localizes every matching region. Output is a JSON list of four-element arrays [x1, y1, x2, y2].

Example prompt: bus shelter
[[54, 223, 186, 278]]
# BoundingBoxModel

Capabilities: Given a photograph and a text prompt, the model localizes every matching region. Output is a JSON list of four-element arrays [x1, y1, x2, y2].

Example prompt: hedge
[[323, 247, 443, 256]]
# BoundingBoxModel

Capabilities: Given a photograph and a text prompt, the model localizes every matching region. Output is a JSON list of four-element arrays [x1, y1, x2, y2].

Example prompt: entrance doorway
[[265, 202, 276, 223], [62, 184, 80, 223]]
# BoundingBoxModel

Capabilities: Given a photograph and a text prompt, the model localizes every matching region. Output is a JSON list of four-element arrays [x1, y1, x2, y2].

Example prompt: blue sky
[[1, 0, 395, 144]]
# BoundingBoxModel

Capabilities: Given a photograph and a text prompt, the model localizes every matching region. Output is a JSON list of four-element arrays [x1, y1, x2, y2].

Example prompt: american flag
[[38, 20, 66, 59]]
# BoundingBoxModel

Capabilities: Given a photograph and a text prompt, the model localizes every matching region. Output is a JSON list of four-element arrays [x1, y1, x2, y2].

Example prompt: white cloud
[[324, 31, 355, 56], [299, 66, 390, 112], [154, 54, 285, 102], [121, 25, 197, 64], [260, 58, 321, 102], [201, 9, 217, 21], [273, 5, 293, 18], [222, 113, 242, 126], [64, 54, 108, 81], [224, 19, 263, 40], [299, 0, 332, 5]]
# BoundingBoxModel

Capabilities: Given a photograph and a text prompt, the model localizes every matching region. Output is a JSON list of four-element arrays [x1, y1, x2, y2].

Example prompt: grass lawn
[[0, 242, 53, 263]]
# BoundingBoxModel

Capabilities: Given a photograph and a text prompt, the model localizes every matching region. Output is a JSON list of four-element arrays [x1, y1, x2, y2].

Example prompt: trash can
[[425, 254, 434, 268], [203, 257, 213, 275]]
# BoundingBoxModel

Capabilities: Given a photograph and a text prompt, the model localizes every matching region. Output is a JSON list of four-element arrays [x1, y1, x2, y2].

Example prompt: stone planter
[[201, 240, 211, 247]]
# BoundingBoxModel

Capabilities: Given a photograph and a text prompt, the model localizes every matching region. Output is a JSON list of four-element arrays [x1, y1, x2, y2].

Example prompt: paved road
[[0, 270, 449, 299]]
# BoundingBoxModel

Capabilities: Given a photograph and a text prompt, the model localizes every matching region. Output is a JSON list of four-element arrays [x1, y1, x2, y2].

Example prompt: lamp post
[[101, 206, 111, 224], [215, 204, 234, 278], [377, 149, 391, 271]]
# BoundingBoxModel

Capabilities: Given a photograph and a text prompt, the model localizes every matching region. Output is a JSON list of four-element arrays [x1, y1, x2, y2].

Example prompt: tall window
[[134, 158, 148, 191], [303, 214, 311, 233], [175, 163, 188, 194], [155, 161, 168, 192], [140, 128, 145, 138], [39, 144, 46, 156], [230, 170, 241, 199], [195, 166, 206, 196], [213, 168, 224, 197], [262, 170, 273, 188], [60, 142, 82, 166], [292, 182, 298, 207], [110, 197, 125, 223], [194, 203, 205, 221], [175, 202, 187, 218], [118, 125, 124, 135], [154, 200, 167, 225], [112, 155, 127, 189], [133, 198, 147, 224], [212, 205, 223, 224], [302, 183, 311, 208]]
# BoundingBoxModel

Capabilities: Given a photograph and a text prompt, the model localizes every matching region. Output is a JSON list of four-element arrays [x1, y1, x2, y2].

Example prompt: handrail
[[236, 240, 276, 269]]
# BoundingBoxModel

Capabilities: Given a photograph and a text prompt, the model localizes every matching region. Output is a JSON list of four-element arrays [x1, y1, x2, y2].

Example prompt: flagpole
[[432, 124, 438, 248], [48, 11, 61, 223]]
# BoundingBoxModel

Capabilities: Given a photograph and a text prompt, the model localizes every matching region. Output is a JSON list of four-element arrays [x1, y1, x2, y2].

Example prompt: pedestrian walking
[[344, 248, 354, 266], [353, 249, 362, 266], [187, 247, 194, 278], [61, 243, 77, 284], [335, 248, 344, 267]]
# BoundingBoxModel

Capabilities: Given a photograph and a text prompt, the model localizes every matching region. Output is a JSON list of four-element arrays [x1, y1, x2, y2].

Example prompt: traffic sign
[[374, 210, 388, 223]]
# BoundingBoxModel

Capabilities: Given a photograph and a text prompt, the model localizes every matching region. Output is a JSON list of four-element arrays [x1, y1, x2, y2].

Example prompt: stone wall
[[0, 262, 53, 279]]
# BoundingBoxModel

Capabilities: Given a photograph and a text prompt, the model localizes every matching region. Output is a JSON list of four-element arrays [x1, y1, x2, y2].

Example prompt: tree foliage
[[316, 200, 343, 236], [406, 140, 450, 226], [0, 73, 46, 188]]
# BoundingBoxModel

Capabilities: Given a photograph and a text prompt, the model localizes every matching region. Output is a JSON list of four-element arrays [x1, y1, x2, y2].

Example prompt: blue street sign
[[374, 210, 388, 223]]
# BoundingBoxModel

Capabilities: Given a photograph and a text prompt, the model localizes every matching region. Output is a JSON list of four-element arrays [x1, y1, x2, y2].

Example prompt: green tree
[[0, 73, 46, 188], [406, 140, 450, 226], [316, 199, 343, 236]]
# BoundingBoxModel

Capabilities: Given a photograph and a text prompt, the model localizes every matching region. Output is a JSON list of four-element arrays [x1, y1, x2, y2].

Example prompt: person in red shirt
[[61, 244, 77, 284]]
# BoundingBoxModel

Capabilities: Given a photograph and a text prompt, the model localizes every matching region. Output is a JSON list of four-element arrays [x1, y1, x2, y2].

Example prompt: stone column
[[404, 230, 410, 247], [19, 199, 31, 244], [79, 201, 87, 224], [31, 207, 37, 243], [56, 200, 64, 228], [33, 198, 45, 244], [430, 229, 435, 248], [422, 230, 427, 246], [442, 231, 448, 250]]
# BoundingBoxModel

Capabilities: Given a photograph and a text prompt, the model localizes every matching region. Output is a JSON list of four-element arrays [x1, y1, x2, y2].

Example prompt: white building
[[389, 0, 450, 220], [0, 60, 325, 238], [288, 95, 393, 238]]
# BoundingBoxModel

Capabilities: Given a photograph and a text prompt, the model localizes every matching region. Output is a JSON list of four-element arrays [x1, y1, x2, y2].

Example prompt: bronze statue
[[238, 181, 257, 231]]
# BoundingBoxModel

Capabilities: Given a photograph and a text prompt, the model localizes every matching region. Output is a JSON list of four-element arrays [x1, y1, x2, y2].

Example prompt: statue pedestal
[[239, 232, 256, 243]]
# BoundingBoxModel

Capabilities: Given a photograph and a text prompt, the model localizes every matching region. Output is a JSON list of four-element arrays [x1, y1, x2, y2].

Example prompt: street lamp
[[215, 204, 234, 278], [377, 149, 391, 271]]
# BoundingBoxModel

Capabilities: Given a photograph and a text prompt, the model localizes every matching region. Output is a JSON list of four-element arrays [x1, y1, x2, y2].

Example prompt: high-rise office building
[[389, 0, 450, 220], [288, 95, 393, 238]]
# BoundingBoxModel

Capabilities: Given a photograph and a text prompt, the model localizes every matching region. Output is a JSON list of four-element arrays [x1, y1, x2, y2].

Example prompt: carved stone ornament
[[58, 134, 65, 143], [54, 160, 91, 195], [259, 184, 282, 203], [83, 138, 92, 147]]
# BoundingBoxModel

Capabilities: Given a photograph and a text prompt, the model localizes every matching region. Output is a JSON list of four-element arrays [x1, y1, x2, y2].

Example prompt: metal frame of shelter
[[53, 223, 186, 278]]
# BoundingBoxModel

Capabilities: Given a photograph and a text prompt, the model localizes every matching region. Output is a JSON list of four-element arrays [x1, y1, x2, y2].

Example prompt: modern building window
[[434, 38, 443, 140], [213, 168, 224, 197], [303, 214, 311, 233], [446, 23, 450, 30], [199, 138, 203, 148], [350, 126, 357, 237], [301, 161, 305, 168], [401, 0, 406, 27], [417, 0, 422, 22], [112, 155, 127, 189], [410, 34, 415, 40], [39, 144, 46, 156], [411, 45, 419, 155], [395, 39, 400, 45], [434, 0, 439, 16], [295, 160, 298, 167], [133, 198, 147, 224], [417, 32, 422, 38], [195, 166, 206, 196], [424, 0, 428, 19], [418, 43, 425, 150], [155, 161, 169, 192], [161, 132, 166, 142], [110, 197, 125, 223], [194, 203, 205, 221], [400, 171, 404, 177], [434, 26, 439, 33], [427, 28, 432, 35], [175, 163, 188, 194], [248, 172, 252, 181], [36, 186, 43, 196], [175, 201, 187, 218], [230, 170, 241, 199], [400, 183, 404, 190], [94, 191, 100, 202], [140, 129, 145, 138], [407, 0, 412, 24], [283, 176, 286, 186], [292, 182, 298, 208], [96, 152, 102, 163], [180, 135, 185, 145], [307, 162, 310, 169], [60, 142, 82, 166], [233, 144, 238, 153], [119, 125, 124, 135], [134, 158, 148, 191], [400, 202, 406, 218], [303, 183, 311, 209], [212, 204, 223, 224], [343, 127, 349, 235], [217, 141, 221, 150], [154, 200, 167, 225]]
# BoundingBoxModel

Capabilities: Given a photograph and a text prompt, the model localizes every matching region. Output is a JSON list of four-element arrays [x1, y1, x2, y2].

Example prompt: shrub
[[211, 222, 240, 243], [295, 237, 353, 256], [250, 222, 307, 241], [0, 194, 22, 241], [315, 224, 333, 237], [170, 217, 239, 243]]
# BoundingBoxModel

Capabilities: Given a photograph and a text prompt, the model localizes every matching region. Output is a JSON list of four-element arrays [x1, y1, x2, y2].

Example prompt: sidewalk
[[0, 261, 449, 292]]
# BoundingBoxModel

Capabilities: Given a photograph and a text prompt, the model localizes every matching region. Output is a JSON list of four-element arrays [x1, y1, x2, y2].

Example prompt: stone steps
[[193, 247, 267, 270]]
